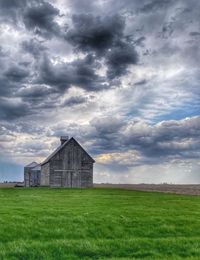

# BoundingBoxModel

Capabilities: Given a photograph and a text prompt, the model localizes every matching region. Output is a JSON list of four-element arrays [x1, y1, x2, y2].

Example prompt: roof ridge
[[71, 137, 95, 163], [41, 137, 71, 165], [25, 161, 39, 168], [41, 137, 95, 165]]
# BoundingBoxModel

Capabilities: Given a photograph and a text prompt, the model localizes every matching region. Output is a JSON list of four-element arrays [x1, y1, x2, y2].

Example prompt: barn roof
[[41, 137, 95, 166], [31, 164, 41, 171], [25, 162, 39, 168]]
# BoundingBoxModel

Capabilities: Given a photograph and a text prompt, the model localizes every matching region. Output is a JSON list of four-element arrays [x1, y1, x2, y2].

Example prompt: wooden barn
[[24, 137, 95, 188]]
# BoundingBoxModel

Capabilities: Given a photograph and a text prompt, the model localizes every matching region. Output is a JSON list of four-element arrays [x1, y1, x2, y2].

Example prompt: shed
[[24, 162, 41, 187]]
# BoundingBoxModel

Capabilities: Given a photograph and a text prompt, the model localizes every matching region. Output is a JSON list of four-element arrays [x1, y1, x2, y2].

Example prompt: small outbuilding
[[24, 162, 41, 187], [24, 137, 95, 188]]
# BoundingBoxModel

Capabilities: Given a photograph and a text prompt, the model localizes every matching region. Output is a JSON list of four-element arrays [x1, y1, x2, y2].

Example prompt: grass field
[[0, 188, 200, 259]]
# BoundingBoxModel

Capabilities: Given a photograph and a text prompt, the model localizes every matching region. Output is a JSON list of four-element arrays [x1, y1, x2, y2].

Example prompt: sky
[[0, 0, 200, 184]]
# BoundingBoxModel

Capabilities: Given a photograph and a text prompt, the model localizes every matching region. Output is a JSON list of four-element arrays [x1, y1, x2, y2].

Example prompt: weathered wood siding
[[40, 162, 50, 186], [45, 138, 93, 188], [24, 167, 30, 187], [24, 168, 41, 187]]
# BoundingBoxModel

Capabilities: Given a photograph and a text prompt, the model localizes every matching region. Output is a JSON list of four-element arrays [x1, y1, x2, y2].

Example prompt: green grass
[[0, 188, 200, 259]]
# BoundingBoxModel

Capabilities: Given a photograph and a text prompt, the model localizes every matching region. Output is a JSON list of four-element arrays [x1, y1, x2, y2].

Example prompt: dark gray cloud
[[140, 0, 172, 13], [134, 79, 147, 86], [0, 0, 26, 9], [66, 14, 125, 56], [0, 57, 57, 119], [17, 85, 58, 110], [21, 39, 47, 58], [190, 32, 200, 37], [134, 36, 146, 47], [86, 116, 200, 163], [62, 96, 88, 107], [0, 78, 16, 96], [123, 118, 200, 159], [91, 116, 125, 135], [0, 98, 29, 120], [0, 59, 32, 105], [23, 1, 61, 38], [0, 0, 27, 23], [0, 5, 139, 124], [47, 115, 200, 167], [85, 117, 127, 153], [106, 42, 138, 79], [3, 65, 29, 82], [38, 54, 107, 91], [66, 14, 138, 79], [0, 0, 61, 38], [18, 85, 52, 98]]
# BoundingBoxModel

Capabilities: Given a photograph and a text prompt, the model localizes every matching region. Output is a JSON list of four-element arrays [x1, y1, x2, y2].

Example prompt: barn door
[[52, 170, 80, 187], [64, 170, 80, 187], [63, 170, 76, 188], [71, 170, 80, 187], [68, 170, 76, 188]]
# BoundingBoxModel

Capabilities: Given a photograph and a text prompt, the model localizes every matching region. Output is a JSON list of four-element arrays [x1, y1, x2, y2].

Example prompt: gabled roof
[[25, 162, 39, 168], [72, 138, 95, 163], [41, 137, 95, 166]]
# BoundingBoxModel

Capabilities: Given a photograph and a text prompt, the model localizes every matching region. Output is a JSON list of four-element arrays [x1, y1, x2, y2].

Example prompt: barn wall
[[24, 168, 41, 187], [49, 159, 63, 187], [41, 163, 50, 186], [49, 139, 93, 188], [24, 167, 30, 187], [80, 150, 93, 188], [30, 170, 41, 186]]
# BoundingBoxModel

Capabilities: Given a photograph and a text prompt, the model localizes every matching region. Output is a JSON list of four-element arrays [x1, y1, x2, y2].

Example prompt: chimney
[[60, 136, 69, 145]]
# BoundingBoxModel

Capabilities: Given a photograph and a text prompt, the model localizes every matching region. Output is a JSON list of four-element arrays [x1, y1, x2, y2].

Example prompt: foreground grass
[[0, 188, 200, 259]]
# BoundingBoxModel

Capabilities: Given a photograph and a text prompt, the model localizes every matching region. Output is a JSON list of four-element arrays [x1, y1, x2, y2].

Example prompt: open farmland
[[0, 188, 200, 259], [95, 184, 200, 195]]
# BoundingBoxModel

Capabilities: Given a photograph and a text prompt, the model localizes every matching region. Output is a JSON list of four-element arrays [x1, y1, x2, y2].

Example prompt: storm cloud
[[87, 115, 200, 165], [23, 2, 61, 38], [66, 14, 126, 55], [0, 98, 29, 120], [66, 14, 138, 79], [38, 54, 107, 91]]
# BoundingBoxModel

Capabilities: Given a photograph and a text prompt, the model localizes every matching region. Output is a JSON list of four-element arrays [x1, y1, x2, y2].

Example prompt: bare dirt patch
[[95, 183, 200, 195]]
